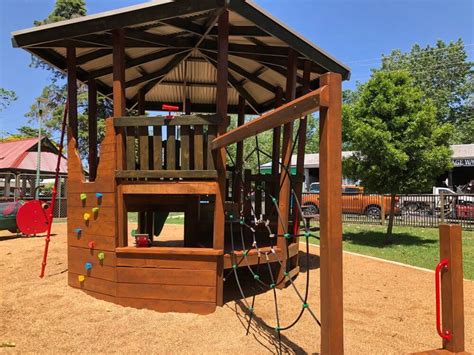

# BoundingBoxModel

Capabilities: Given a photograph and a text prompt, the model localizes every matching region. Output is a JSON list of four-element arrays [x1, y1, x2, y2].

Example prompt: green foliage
[[3, 126, 52, 141], [376, 39, 473, 143], [34, 0, 86, 25], [0, 88, 17, 111], [344, 71, 453, 195]]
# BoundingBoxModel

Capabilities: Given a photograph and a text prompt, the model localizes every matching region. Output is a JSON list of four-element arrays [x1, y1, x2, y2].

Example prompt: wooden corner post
[[66, 46, 78, 143], [439, 224, 465, 353], [319, 72, 344, 355], [88, 79, 98, 181], [113, 28, 127, 248], [214, 8, 229, 307]]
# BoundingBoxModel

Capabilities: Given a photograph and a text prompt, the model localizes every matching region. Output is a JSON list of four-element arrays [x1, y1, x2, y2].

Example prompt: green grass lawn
[[308, 224, 474, 280], [128, 212, 185, 225]]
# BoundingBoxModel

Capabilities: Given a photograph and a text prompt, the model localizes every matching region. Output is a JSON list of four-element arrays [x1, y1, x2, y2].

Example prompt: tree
[[377, 39, 473, 143], [26, 0, 112, 161], [344, 71, 453, 243], [0, 88, 17, 111], [3, 126, 52, 141]]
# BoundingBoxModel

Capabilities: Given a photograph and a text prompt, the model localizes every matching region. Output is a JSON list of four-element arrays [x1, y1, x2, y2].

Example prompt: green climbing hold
[[275, 326, 281, 332], [240, 219, 244, 225], [243, 251, 248, 257], [229, 214, 234, 219], [303, 303, 309, 309], [283, 271, 289, 277], [304, 231, 311, 238], [270, 283, 275, 289], [284, 233, 290, 239], [232, 264, 237, 269], [272, 197, 277, 203], [253, 274, 260, 280], [248, 307, 254, 313]]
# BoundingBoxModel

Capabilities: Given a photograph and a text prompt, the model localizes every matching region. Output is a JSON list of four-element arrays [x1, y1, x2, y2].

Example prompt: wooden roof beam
[[76, 49, 112, 65], [12, 0, 222, 47], [203, 53, 260, 113], [88, 48, 185, 79], [211, 86, 328, 150], [124, 28, 195, 48], [202, 50, 276, 94]]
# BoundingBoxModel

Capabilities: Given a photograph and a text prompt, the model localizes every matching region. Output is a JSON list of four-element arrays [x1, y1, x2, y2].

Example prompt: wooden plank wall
[[67, 118, 218, 314]]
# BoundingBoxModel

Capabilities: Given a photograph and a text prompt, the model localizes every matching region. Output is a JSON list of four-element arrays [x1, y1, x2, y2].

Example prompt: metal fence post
[[440, 192, 445, 224]]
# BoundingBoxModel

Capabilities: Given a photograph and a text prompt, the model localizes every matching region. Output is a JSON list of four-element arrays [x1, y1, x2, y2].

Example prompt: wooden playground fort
[[12, 1, 468, 354]]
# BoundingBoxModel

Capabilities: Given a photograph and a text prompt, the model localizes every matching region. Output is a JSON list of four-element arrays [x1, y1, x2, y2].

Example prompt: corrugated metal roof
[[11, 0, 351, 114], [452, 144, 474, 159], [0, 138, 67, 174]]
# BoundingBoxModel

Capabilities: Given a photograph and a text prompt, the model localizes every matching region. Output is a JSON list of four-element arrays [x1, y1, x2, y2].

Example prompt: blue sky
[[0, 0, 472, 136]]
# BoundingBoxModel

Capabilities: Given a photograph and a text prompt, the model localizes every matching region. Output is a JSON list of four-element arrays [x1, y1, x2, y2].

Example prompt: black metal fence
[[0, 173, 67, 218], [302, 192, 474, 231]]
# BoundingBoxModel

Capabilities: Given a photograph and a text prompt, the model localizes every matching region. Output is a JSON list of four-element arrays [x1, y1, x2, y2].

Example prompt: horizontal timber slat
[[68, 272, 117, 296], [68, 232, 117, 252], [121, 182, 218, 195], [116, 253, 217, 270], [67, 192, 115, 207], [116, 297, 216, 314], [211, 86, 328, 150], [69, 257, 117, 281], [116, 170, 217, 179], [116, 267, 216, 286], [68, 246, 116, 267], [116, 247, 223, 256], [68, 219, 116, 237], [113, 114, 221, 127], [117, 283, 216, 302], [68, 206, 116, 223]]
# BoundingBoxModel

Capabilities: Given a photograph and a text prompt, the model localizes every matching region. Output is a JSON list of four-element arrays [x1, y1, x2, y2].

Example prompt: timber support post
[[319, 72, 344, 355], [88, 79, 98, 181], [66, 46, 78, 143], [439, 224, 465, 353]]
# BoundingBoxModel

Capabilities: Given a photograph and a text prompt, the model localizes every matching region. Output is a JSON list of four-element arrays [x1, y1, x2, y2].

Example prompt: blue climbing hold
[[74, 228, 82, 235], [85, 262, 92, 270], [95, 192, 103, 198]]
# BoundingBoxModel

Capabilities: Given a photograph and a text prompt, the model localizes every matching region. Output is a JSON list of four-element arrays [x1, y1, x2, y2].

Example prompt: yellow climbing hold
[[78, 275, 85, 282], [97, 252, 105, 261], [80, 193, 87, 201], [83, 213, 90, 221], [92, 207, 99, 214]]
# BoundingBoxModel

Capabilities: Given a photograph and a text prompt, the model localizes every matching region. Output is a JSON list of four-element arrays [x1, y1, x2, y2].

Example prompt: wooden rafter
[[203, 51, 276, 94], [202, 52, 260, 113], [88, 48, 185, 79], [132, 8, 225, 101], [76, 48, 111, 65]]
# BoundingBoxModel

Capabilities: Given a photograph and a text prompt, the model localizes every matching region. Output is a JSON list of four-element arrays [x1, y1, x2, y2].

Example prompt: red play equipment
[[162, 104, 179, 119]]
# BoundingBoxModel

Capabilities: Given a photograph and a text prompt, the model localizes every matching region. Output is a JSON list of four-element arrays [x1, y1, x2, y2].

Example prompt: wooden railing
[[113, 114, 223, 179]]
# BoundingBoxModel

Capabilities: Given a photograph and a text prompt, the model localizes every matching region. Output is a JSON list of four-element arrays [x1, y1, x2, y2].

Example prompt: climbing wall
[[67, 119, 118, 302]]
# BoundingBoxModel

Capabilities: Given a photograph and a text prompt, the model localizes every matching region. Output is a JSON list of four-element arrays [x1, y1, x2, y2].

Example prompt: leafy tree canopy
[[376, 39, 473, 143], [344, 71, 453, 194], [0, 88, 17, 111], [344, 71, 453, 240]]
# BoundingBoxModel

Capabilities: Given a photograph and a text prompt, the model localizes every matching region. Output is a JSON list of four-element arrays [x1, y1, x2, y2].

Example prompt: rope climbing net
[[224, 125, 320, 353]]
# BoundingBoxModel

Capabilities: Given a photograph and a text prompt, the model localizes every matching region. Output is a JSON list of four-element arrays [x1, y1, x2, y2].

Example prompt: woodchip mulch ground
[[1, 223, 472, 354]]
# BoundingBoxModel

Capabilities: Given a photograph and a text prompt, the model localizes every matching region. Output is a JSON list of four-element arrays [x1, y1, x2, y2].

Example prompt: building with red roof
[[0, 137, 67, 175]]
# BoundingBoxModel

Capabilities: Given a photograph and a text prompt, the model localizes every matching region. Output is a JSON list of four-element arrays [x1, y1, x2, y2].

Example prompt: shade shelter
[[12, 1, 349, 353]]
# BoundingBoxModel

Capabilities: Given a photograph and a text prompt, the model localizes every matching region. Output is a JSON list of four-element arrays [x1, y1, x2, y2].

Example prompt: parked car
[[303, 183, 399, 219]]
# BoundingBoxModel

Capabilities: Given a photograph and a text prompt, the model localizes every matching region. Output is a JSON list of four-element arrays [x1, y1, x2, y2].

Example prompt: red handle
[[162, 104, 179, 111], [435, 258, 452, 341]]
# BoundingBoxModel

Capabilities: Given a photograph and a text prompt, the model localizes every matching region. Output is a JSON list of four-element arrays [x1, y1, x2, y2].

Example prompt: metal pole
[[35, 103, 42, 200]]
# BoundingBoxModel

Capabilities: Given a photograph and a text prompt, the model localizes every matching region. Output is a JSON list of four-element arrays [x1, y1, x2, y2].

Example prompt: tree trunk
[[385, 193, 397, 244]]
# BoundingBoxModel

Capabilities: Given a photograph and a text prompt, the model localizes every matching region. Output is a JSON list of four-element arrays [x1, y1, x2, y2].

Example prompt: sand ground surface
[[1, 222, 472, 354]]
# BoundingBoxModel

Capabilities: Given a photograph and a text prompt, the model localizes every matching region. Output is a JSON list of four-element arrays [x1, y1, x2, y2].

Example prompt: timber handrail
[[113, 114, 223, 127], [211, 86, 328, 150]]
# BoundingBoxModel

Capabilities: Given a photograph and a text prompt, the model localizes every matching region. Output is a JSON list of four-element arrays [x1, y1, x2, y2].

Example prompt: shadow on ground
[[343, 230, 437, 248], [225, 300, 315, 355]]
